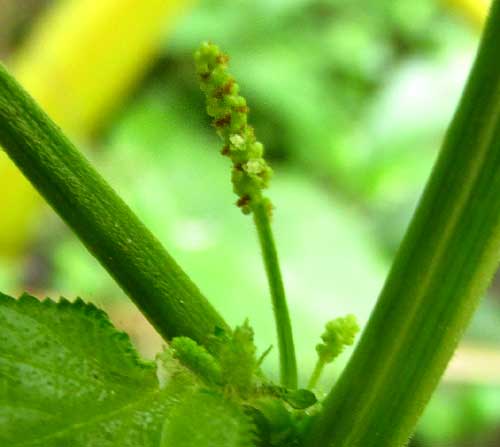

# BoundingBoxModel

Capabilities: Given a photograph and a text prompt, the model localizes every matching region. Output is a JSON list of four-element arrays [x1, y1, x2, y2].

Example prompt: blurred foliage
[[164, 0, 478, 256], [419, 384, 500, 445], [0, 0, 50, 56], [1, 0, 499, 445], [12, 0, 191, 138], [445, 0, 491, 29]]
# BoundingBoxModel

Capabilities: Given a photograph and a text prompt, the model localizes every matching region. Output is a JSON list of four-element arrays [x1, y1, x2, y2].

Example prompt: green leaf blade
[[161, 390, 256, 447], [0, 292, 194, 447]]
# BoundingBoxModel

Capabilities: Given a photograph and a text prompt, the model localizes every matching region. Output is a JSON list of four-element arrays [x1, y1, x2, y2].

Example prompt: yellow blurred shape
[[0, 0, 191, 255], [444, 0, 490, 30], [0, 152, 42, 255]]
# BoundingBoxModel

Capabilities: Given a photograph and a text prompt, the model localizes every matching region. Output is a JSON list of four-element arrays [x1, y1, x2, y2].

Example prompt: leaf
[[246, 397, 294, 446], [161, 389, 256, 447], [259, 384, 317, 410], [0, 292, 195, 446], [282, 389, 317, 410]]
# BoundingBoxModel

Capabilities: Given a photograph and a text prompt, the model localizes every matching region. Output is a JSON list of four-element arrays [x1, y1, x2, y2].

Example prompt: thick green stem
[[0, 63, 229, 344], [307, 2, 500, 446], [253, 201, 298, 389]]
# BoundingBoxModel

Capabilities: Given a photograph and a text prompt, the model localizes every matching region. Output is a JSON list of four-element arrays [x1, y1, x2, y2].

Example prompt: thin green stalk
[[307, 2, 500, 446], [307, 359, 325, 390], [0, 62, 229, 345], [253, 201, 297, 389]]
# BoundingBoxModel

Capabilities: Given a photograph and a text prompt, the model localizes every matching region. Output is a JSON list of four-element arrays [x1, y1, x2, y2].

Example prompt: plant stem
[[307, 359, 325, 390], [0, 63, 229, 345], [307, 2, 500, 446], [253, 201, 298, 389]]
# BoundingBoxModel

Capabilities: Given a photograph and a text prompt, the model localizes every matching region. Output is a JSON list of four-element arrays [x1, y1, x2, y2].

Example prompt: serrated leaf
[[161, 390, 256, 447], [0, 292, 195, 446]]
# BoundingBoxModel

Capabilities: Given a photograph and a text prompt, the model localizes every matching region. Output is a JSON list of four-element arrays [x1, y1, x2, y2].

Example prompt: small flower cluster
[[194, 42, 273, 215], [316, 314, 359, 364]]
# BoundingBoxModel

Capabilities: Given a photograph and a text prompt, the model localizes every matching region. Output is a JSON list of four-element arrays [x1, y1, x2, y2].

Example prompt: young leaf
[[212, 321, 258, 396], [0, 292, 195, 446], [161, 389, 256, 447], [281, 389, 317, 410]]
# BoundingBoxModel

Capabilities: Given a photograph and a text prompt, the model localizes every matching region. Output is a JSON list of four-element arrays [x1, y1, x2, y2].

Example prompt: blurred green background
[[0, 0, 499, 445]]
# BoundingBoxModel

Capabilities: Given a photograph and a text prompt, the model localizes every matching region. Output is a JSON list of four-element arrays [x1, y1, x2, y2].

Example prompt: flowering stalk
[[194, 42, 298, 389]]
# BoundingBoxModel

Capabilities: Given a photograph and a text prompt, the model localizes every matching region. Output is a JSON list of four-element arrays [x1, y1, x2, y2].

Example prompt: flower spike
[[194, 41, 273, 215], [308, 315, 359, 389], [195, 42, 298, 389]]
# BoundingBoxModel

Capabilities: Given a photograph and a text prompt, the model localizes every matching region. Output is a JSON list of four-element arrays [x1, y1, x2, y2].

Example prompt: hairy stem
[[253, 201, 298, 389], [0, 63, 229, 344], [307, 2, 500, 446]]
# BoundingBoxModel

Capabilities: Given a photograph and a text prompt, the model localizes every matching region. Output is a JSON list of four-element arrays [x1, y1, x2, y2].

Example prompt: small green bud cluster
[[316, 315, 359, 364], [170, 321, 258, 397], [209, 321, 257, 397], [194, 41, 273, 215], [170, 336, 222, 386]]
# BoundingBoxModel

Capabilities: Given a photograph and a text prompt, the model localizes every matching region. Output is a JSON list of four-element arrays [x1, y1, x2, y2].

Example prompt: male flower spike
[[194, 42, 273, 215]]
